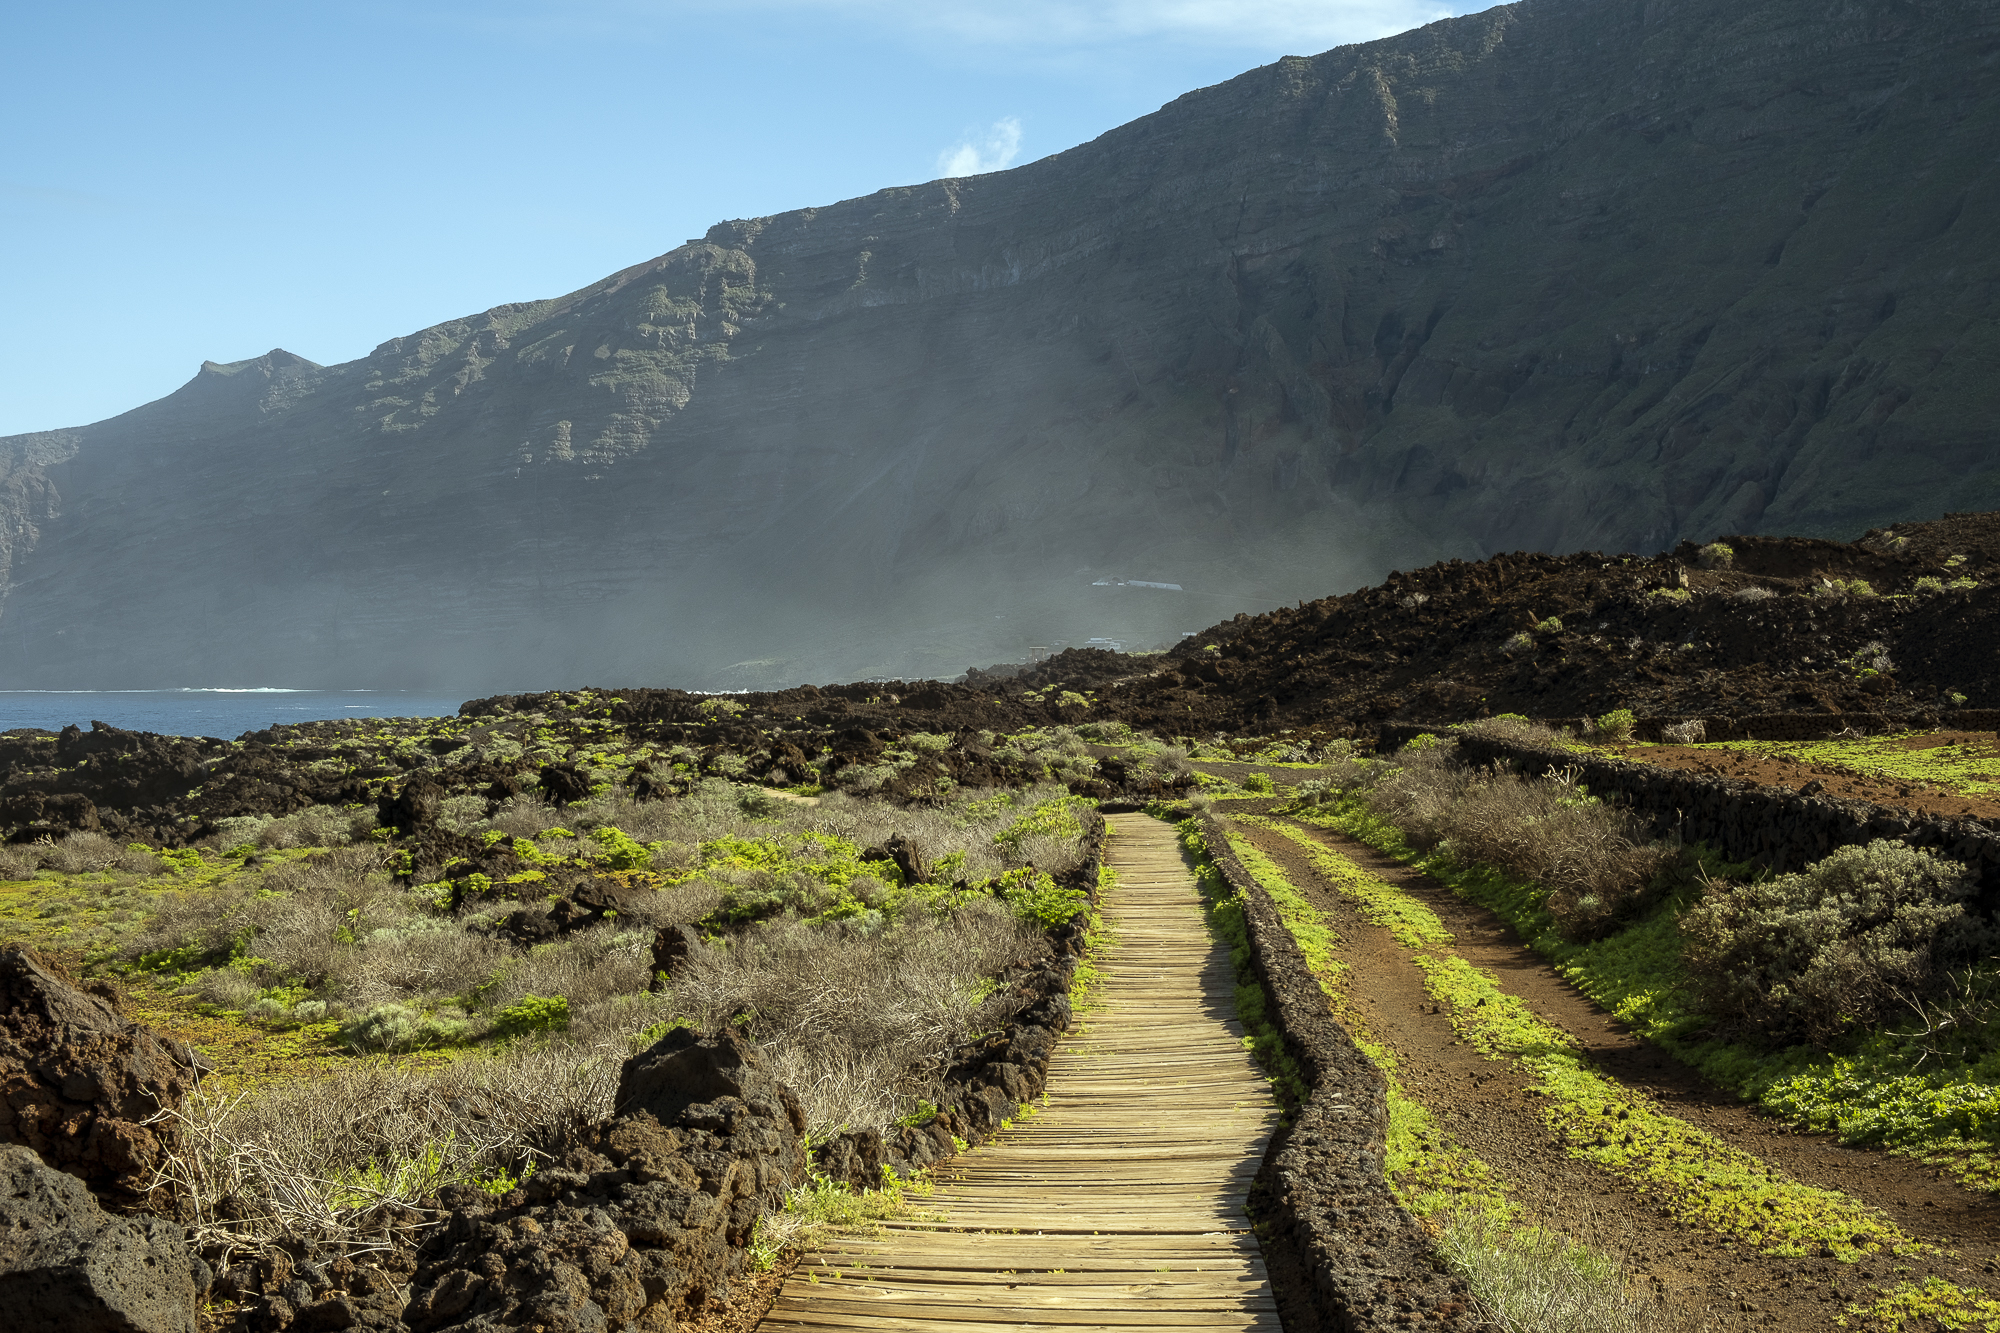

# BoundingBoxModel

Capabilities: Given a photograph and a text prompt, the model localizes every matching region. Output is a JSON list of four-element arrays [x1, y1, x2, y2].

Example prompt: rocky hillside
[[1054, 510, 2000, 734], [3, 0, 1994, 691]]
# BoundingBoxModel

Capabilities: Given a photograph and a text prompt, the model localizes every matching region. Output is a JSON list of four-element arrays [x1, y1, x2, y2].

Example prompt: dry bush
[[1680, 841, 1991, 1045], [1435, 1208, 1689, 1333], [334, 922, 514, 1011], [485, 925, 653, 1014], [40, 830, 158, 876], [484, 792, 565, 839], [258, 847, 393, 899], [133, 883, 262, 962], [150, 1045, 624, 1260], [666, 901, 1039, 1132], [1367, 743, 1672, 939], [1459, 716, 1571, 749], [259, 805, 373, 850], [0, 845, 40, 881]]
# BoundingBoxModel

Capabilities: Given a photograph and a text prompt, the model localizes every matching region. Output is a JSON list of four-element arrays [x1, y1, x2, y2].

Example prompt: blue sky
[[1, 0, 1468, 436]]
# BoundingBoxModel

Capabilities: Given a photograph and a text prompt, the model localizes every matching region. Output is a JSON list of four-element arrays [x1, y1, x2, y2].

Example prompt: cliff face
[[4, 0, 1996, 690]]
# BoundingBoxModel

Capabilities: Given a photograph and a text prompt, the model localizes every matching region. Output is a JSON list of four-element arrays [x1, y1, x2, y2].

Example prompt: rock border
[[1190, 809, 1481, 1332]]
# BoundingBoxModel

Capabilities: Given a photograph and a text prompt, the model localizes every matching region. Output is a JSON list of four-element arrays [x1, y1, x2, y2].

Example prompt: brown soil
[[1230, 816, 2000, 1329], [1611, 733, 2000, 823]]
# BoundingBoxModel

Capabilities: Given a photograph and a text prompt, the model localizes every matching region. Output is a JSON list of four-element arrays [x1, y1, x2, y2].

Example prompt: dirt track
[[1229, 814, 2000, 1329]]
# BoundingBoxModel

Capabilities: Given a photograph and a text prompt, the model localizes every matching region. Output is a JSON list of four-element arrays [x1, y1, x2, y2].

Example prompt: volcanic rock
[[0, 1144, 196, 1333], [0, 948, 196, 1201]]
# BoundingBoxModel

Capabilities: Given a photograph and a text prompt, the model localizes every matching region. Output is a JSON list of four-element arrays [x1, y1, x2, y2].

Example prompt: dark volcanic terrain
[[9, 510, 1996, 850]]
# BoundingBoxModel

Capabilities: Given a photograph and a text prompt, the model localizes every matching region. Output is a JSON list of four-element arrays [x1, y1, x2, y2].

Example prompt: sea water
[[0, 690, 480, 739]]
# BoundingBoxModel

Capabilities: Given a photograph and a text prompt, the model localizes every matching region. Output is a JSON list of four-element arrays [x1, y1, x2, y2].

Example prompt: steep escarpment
[[3, 0, 1995, 690]]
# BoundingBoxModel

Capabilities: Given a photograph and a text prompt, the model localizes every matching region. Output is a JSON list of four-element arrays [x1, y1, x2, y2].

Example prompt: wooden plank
[[757, 815, 1280, 1332]]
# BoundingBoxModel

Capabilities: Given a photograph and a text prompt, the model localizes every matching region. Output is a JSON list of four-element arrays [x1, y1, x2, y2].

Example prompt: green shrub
[[993, 867, 1086, 928], [1696, 542, 1734, 570], [1503, 631, 1536, 653], [1647, 587, 1691, 604], [1813, 577, 1876, 600], [1914, 575, 1946, 594], [1240, 772, 1275, 794], [1535, 616, 1563, 634], [1593, 709, 1636, 743], [1680, 842, 1991, 1046], [493, 994, 571, 1037], [338, 1003, 472, 1053], [592, 825, 654, 871]]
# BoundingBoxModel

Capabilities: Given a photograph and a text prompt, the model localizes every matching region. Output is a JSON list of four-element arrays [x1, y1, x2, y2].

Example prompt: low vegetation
[[1179, 816, 1676, 1328], [1290, 734, 2000, 1195], [1654, 731, 2000, 800], [0, 727, 1104, 1270]]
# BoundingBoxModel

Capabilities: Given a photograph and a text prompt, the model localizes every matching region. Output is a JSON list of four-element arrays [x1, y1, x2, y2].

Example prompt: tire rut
[[1229, 816, 2000, 1330]]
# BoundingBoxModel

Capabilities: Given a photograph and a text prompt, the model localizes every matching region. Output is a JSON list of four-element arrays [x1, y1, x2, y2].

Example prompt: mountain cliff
[[4, 0, 1995, 690]]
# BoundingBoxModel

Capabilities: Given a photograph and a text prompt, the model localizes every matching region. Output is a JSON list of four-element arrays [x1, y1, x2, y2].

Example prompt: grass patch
[[750, 1166, 935, 1271]]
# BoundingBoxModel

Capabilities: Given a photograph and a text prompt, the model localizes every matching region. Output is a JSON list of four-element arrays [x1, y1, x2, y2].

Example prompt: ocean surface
[[0, 691, 478, 739]]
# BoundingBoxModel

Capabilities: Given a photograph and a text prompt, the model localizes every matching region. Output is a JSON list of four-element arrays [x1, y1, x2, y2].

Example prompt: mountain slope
[[3, 0, 1996, 690]]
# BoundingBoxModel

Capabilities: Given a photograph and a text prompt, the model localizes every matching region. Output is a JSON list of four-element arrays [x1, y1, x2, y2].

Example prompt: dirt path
[[1607, 734, 2000, 822], [758, 814, 1282, 1333], [1231, 816, 2000, 1331]]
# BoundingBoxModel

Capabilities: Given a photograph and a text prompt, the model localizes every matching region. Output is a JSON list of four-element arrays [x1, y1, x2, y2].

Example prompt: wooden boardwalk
[[760, 813, 1282, 1332]]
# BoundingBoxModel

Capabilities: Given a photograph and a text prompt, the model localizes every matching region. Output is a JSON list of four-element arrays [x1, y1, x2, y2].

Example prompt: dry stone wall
[[1376, 727, 2000, 898]]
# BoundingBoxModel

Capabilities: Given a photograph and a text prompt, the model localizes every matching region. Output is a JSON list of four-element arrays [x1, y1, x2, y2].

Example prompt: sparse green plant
[[1434, 1209, 1663, 1333], [993, 867, 1087, 929], [1695, 541, 1734, 570], [591, 825, 656, 871], [1535, 616, 1563, 634], [1502, 631, 1535, 654], [1593, 709, 1636, 744], [1814, 577, 1877, 600], [493, 993, 571, 1037], [698, 697, 746, 719], [1914, 575, 1947, 594], [1648, 587, 1691, 604], [1239, 772, 1275, 794]]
